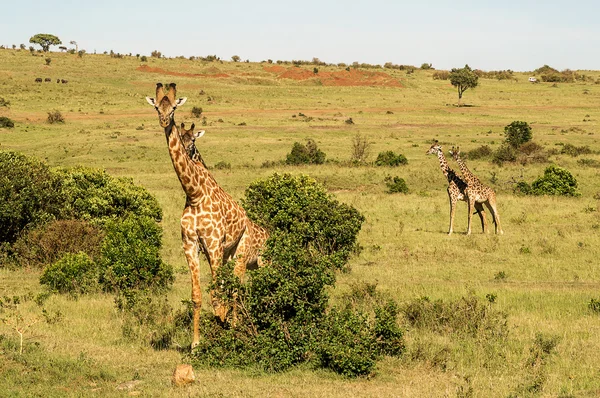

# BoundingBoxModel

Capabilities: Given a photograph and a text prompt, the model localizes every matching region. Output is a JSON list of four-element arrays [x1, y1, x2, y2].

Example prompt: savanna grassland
[[1, 49, 600, 397]]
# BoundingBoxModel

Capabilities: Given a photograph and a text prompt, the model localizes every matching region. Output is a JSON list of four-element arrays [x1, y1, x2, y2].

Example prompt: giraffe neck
[[455, 154, 478, 185], [164, 119, 210, 201], [436, 150, 451, 178]]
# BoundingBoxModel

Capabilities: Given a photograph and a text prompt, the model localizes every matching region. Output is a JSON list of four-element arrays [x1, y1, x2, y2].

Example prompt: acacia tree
[[29, 34, 62, 52], [449, 64, 478, 105]]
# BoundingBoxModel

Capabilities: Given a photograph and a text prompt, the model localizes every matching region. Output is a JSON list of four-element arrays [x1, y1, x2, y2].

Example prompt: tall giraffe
[[449, 146, 503, 235], [427, 142, 487, 235], [146, 83, 269, 348]]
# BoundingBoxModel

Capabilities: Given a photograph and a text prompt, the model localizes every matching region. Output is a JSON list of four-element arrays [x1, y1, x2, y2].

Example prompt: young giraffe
[[179, 122, 208, 169], [146, 83, 269, 349], [426, 142, 487, 235], [449, 146, 503, 235]]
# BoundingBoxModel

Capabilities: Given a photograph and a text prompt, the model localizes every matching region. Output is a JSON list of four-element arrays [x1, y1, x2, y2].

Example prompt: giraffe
[[146, 83, 269, 348], [426, 142, 487, 235], [179, 122, 208, 169], [449, 146, 503, 235]]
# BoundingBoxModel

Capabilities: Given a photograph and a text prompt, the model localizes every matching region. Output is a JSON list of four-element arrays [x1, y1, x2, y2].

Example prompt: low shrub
[[385, 176, 409, 194], [11, 219, 104, 268], [191, 106, 203, 117], [375, 151, 408, 167], [351, 133, 371, 164], [98, 216, 173, 293], [0, 116, 14, 128], [577, 158, 600, 168], [432, 70, 450, 80], [466, 145, 493, 160], [213, 161, 231, 170], [492, 144, 517, 165], [285, 139, 326, 165], [560, 143, 593, 157], [589, 298, 600, 314], [47, 110, 65, 124], [529, 165, 580, 196], [39, 252, 99, 295]]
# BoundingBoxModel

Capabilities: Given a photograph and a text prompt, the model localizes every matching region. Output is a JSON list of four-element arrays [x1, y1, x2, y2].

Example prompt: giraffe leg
[[181, 220, 202, 349], [204, 237, 226, 322], [448, 196, 456, 235], [466, 197, 475, 235], [485, 198, 504, 235], [474, 202, 488, 233]]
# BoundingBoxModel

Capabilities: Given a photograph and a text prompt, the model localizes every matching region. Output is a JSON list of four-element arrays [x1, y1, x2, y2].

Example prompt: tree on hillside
[[29, 34, 62, 52], [231, 55, 241, 62], [70, 41, 78, 52], [449, 64, 478, 105]]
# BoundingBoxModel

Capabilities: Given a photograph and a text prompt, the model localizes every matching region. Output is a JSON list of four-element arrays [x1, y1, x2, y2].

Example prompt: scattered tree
[[69, 40, 78, 52], [231, 55, 241, 62], [29, 34, 62, 52], [449, 64, 479, 105], [504, 121, 532, 148]]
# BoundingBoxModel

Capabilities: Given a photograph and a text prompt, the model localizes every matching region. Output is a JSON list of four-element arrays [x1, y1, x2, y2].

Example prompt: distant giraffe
[[427, 142, 487, 235], [146, 83, 269, 348], [449, 146, 503, 235]]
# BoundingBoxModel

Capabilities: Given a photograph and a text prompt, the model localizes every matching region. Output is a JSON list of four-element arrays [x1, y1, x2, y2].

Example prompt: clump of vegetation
[[504, 121, 532, 148], [384, 176, 409, 194], [432, 70, 449, 80], [0, 98, 10, 107], [0, 116, 15, 128], [47, 110, 64, 124], [514, 165, 580, 196], [191, 106, 203, 118], [588, 298, 600, 314], [514, 333, 561, 395], [466, 145, 493, 160], [577, 158, 600, 168], [213, 161, 231, 170], [560, 143, 593, 157], [285, 139, 326, 165], [350, 133, 371, 164], [375, 151, 408, 167], [191, 173, 399, 377], [39, 252, 99, 296]]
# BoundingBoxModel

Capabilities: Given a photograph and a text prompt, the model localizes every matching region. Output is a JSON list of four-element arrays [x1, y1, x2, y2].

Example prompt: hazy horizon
[[3, 0, 599, 72]]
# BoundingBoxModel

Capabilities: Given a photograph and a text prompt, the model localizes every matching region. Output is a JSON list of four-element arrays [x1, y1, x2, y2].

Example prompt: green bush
[[560, 143, 592, 157], [375, 151, 408, 167], [0, 151, 64, 244], [0, 116, 14, 128], [504, 121, 532, 148], [54, 167, 162, 222], [529, 165, 580, 196], [11, 219, 104, 268], [492, 144, 517, 165], [242, 173, 364, 269], [384, 176, 409, 194], [39, 252, 99, 295], [285, 139, 326, 165], [466, 145, 493, 160], [98, 216, 173, 292]]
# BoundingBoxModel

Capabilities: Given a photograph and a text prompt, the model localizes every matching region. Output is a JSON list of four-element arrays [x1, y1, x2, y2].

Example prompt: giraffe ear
[[194, 130, 205, 139], [175, 97, 187, 107], [190, 123, 195, 130], [145, 97, 156, 107]]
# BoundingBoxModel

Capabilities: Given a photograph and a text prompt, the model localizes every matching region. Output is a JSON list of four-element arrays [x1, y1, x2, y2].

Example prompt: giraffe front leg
[[204, 237, 227, 322], [466, 198, 475, 235], [448, 197, 456, 235], [475, 202, 488, 233], [181, 228, 202, 350]]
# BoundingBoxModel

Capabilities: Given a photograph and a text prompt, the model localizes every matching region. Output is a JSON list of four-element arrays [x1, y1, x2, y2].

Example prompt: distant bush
[[466, 145, 493, 160], [0, 98, 10, 107], [11, 219, 104, 268], [98, 215, 173, 293], [140, 55, 148, 62], [384, 176, 409, 194], [492, 144, 517, 165], [191, 106, 203, 117], [285, 139, 326, 165], [213, 161, 231, 170], [375, 151, 408, 167], [432, 70, 450, 80], [0, 116, 14, 128], [504, 121, 532, 148], [560, 143, 593, 157], [0, 151, 64, 244], [589, 298, 600, 314], [577, 158, 600, 168], [39, 252, 99, 296], [350, 133, 371, 164], [150, 50, 161, 58], [47, 110, 64, 124], [529, 165, 580, 196]]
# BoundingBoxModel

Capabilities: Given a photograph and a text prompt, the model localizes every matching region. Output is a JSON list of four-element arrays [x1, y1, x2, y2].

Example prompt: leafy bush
[[47, 110, 64, 124], [39, 252, 99, 295], [384, 176, 409, 194], [504, 121, 532, 148], [432, 70, 449, 80], [589, 298, 600, 314], [98, 216, 173, 292], [560, 143, 592, 157], [0, 116, 14, 128], [466, 145, 493, 160], [54, 166, 162, 222], [0, 151, 64, 244], [492, 144, 517, 165], [375, 151, 408, 167], [191, 106, 203, 117], [285, 139, 326, 165], [11, 219, 104, 268], [529, 165, 580, 196], [243, 173, 364, 269]]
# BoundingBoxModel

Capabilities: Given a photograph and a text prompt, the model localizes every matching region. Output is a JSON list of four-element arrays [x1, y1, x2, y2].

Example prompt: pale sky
[[2, 0, 599, 71]]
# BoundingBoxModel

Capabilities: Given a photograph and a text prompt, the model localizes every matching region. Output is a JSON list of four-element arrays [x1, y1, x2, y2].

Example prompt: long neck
[[455, 154, 479, 184], [436, 150, 451, 178], [164, 118, 210, 200]]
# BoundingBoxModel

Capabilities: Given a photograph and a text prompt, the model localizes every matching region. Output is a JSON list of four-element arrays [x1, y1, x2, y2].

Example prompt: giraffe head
[[426, 141, 442, 156], [146, 83, 187, 128], [180, 122, 205, 157], [449, 146, 461, 161]]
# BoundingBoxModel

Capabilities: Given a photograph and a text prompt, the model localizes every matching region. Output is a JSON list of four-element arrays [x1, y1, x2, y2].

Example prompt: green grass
[[2, 49, 600, 396]]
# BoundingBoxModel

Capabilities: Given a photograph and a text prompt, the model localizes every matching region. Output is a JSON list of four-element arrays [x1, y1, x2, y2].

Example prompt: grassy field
[[1, 49, 600, 397]]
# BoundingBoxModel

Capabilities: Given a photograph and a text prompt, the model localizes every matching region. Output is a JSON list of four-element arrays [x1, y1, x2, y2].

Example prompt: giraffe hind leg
[[484, 198, 504, 235], [474, 202, 488, 233]]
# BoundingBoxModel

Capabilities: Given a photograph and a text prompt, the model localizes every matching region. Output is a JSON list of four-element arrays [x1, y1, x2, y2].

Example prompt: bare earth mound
[[264, 65, 402, 87]]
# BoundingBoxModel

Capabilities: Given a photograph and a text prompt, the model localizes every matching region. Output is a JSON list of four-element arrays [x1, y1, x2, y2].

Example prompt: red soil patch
[[263, 66, 402, 88], [136, 65, 229, 78]]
